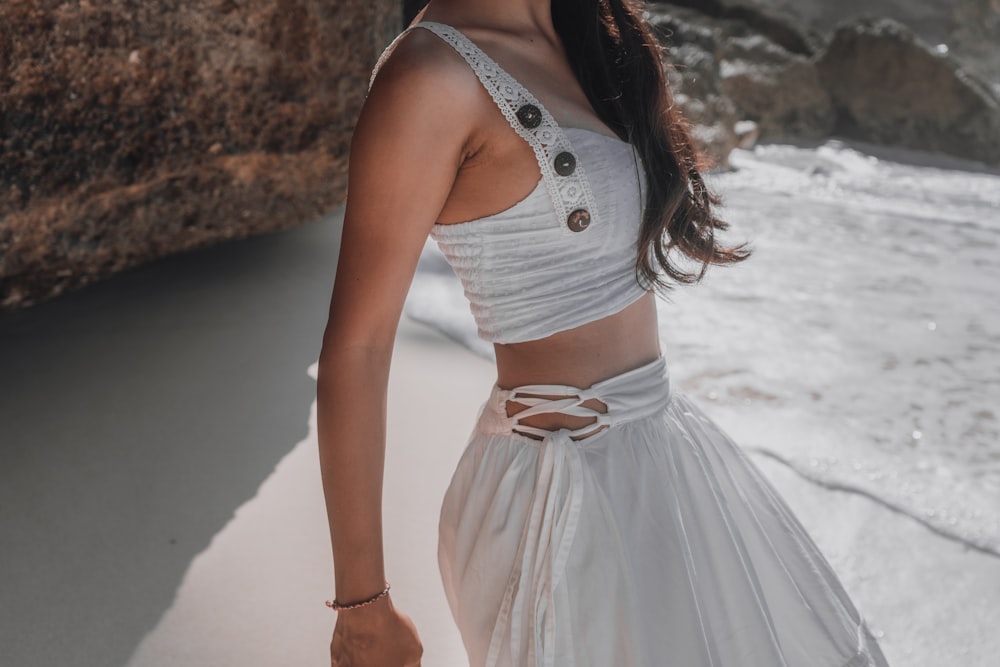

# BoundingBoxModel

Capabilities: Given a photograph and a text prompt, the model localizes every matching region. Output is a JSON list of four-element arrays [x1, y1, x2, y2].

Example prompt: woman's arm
[[316, 35, 479, 665]]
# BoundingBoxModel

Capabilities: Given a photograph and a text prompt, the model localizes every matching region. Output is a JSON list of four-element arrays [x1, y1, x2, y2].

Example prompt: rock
[[651, 3, 1000, 164], [717, 33, 834, 140], [734, 120, 761, 149], [648, 8, 741, 168], [0, 0, 400, 309], [655, 0, 826, 56], [695, 0, 1000, 90], [649, 4, 833, 163], [816, 18, 1000, 165], [948, 0, 1000, 91]]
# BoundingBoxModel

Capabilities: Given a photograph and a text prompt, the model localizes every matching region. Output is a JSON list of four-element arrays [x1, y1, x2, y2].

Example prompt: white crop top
[[372, 22, 651, 344]]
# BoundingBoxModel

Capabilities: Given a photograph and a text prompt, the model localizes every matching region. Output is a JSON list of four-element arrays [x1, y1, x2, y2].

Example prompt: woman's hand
[[329, 598, 423, 667]]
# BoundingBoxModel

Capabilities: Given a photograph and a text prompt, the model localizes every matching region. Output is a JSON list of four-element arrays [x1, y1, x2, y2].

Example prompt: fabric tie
[[483, 389, 604, 667]]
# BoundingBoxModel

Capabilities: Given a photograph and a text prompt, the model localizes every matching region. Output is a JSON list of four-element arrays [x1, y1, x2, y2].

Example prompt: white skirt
[[438, 358, 889, 667]]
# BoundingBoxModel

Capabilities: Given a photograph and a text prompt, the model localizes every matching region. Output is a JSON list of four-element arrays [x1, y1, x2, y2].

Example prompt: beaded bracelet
[[325, 583, 391, 611]]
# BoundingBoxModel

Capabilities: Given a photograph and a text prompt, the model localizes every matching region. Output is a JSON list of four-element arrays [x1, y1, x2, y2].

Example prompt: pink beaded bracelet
[[325, 583, 391, 611]]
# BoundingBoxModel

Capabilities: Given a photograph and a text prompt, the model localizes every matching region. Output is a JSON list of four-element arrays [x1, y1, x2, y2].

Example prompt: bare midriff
[[495, 291, 662, 435]]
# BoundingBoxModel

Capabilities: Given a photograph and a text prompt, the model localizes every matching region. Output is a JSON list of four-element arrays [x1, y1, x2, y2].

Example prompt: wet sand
[[2, 205, 998, 666], [0, 210, 344, 666], [123, 316, 489, 666]]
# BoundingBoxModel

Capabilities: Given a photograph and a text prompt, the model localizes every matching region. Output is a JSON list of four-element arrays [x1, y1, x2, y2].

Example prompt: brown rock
[[655, 0, 826, 56], [648, 8, 740, 168], [692, 0, 1000, 92], [718, 34, 834, 140], [649, 4, 833, 163], [816, 18, 1000, 165], [0, 0, 400, 309], [667, 0, 834, 141], [949, 0, 1000, 95]]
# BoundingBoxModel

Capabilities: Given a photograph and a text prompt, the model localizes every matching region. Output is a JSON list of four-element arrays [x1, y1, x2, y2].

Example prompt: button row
[[516, 103, 589, 233]]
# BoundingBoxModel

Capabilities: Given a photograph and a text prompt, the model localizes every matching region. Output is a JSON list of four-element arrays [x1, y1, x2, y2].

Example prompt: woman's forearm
[[316, 341, 394, 602]]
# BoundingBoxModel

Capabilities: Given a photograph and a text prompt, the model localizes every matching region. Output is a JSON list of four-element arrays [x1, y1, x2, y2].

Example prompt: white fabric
[[439, 359, 889, 667], [372, 22, 651, 344]]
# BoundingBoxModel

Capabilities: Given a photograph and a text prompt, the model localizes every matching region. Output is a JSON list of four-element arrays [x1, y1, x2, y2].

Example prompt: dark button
[[567, 209, 591, 232], [554, 151, 576, 176], [516, 104, 542, 129]]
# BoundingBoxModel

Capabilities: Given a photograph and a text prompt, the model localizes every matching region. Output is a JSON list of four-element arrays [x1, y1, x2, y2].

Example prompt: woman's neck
[[421, 0, 557, 42]]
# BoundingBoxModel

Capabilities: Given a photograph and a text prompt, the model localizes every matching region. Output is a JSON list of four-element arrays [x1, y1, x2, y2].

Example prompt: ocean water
[[405, 140, 1000, 558]]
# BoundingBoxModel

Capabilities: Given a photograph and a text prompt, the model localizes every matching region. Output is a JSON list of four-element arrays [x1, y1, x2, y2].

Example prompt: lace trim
[[370, 22, 600, 234]]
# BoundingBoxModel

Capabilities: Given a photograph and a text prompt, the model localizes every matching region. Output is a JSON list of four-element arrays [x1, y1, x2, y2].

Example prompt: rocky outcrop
[[704, 0, 1000, 90], [949, 0, 1000, 97], [716, 33, 833, 141], [816, 18, 1000, 165], [0, 0, 400, 309], [648, 4, 834, 166], [651, 2, 1000, 167], [661, 0, 826, 56], [647, 8, 741, 167]]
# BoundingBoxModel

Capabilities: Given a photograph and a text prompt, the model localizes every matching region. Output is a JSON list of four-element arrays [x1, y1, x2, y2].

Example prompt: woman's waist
[[492, 291, 660, 392], [480, 352, 672, 441]]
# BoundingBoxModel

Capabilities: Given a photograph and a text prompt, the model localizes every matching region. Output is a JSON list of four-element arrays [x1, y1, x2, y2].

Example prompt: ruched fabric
[[431, 127, 649, 343], [438, 359, 889, 667]]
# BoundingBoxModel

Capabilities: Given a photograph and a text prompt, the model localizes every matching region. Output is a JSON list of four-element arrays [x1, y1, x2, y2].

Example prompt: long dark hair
[[551, 0, 750, 288]]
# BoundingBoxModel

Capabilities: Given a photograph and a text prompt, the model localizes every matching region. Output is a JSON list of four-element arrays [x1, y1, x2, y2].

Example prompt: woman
[[317, 0, 890, 665]]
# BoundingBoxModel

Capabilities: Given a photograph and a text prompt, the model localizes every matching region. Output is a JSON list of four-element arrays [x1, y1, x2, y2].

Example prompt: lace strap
[[370, 21, 600, 234]]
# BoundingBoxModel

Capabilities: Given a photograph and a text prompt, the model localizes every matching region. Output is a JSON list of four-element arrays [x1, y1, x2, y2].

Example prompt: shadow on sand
[[0, 208, 343, 667]]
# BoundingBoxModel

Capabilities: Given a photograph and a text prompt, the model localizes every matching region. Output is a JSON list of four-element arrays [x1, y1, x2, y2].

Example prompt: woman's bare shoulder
[[365, 28, 485, 123]]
